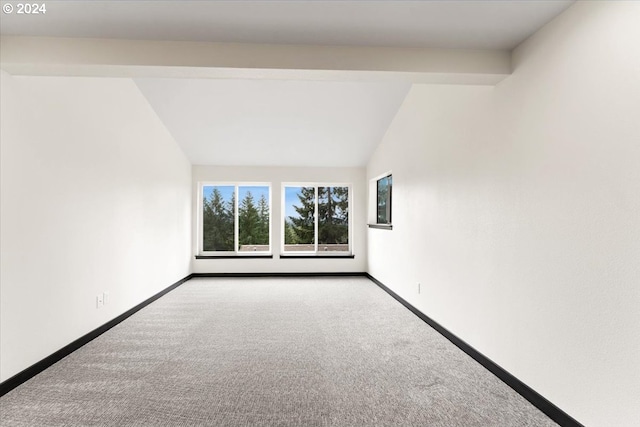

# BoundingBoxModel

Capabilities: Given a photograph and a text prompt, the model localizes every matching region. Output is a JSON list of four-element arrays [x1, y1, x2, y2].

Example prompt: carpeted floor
[[0, 277, 558, 426]]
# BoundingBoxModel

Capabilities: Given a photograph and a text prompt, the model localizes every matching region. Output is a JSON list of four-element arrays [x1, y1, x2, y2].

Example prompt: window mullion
[[235, 185, 239, 253], [314, 186, 319, 253], [198, 183, 203, 254]]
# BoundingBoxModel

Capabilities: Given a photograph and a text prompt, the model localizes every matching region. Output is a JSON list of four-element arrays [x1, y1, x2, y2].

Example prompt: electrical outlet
[[418, 282, 421, 294], [103, 292, 110, 305], [96, 294, 104, 308]]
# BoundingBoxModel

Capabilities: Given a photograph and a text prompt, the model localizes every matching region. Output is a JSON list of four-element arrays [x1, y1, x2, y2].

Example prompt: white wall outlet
[[103, 292, 110, 305], [96, 294, 104, 308]]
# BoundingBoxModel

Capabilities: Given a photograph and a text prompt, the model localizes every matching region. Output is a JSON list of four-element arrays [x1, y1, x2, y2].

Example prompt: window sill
[[279, 254, 355, 259], [368, 224, 393, 230], [195, 254, 273, 259]]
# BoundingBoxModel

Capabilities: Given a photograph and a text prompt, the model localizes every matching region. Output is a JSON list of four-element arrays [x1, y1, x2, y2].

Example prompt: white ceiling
[[1, 1, 574, 50], [1, 1, 575, 167], [134, 78, 411, 167]]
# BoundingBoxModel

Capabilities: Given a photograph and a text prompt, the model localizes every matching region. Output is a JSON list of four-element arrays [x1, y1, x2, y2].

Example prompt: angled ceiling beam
[[1, 36, 511, 85]]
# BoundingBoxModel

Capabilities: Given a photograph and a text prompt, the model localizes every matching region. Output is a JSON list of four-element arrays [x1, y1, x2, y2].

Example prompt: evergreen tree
[[203, 188, 234, 251], [257, 193, 270, 245], [288, 187, 315, 244], [284, 219, 300, 245], [239, 191, 264, 247], [318, 186, 349, 245], [203, 194, 214, 250], [226, 190, 236, 250]]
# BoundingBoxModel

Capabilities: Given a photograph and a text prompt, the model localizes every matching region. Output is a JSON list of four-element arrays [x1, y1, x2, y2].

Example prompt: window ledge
[[368, 224, 393, 230], [279, 254, 355, 259], [195, 254, 273, 259]]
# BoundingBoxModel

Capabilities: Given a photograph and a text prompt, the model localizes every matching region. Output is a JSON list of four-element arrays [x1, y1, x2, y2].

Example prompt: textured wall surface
[[0, 72, 192, 381], [367, 2, 640, 426]]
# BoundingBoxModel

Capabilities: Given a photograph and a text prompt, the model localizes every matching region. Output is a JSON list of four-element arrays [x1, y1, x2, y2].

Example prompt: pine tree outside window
[[283, 184, 351, 254], [200, 183, 271, 254]]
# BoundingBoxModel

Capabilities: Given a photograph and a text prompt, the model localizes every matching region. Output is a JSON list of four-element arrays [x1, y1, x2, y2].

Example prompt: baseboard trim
[[0, 274, 193, 397], [1, 271, 583, 427], [365, 273, 583, 427], [191, 272, 366, 278], [195, 255, 273, 259]]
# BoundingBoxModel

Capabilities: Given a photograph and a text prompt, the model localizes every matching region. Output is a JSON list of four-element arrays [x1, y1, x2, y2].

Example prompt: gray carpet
[[0, 277, 557, 426]]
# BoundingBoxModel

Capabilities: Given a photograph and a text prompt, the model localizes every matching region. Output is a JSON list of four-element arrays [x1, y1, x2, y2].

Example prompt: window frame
[[198, 181, 272, 256], [368, 171, 392, 230], [376, 174, 392, 225], [281, 182, 353, 256]]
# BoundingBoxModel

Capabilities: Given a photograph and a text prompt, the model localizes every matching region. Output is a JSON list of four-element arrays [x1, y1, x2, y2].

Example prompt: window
[[200, 183, 271, 254], [283, 184, 351, 254], [377, 174, 392, 225]]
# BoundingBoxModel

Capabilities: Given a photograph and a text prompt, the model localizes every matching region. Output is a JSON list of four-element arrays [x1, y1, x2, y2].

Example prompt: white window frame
[[198, 182, 272, 256], [281, 182, 353, 255]]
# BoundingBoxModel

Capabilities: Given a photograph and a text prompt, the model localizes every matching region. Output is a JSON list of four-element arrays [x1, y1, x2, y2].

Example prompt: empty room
[[1, 1, 638, 426]]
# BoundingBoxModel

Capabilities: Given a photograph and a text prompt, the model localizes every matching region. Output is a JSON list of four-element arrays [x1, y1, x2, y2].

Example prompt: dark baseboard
[[365, 273, 583, 427], [1, 271, 583, 427], [0, 271, 364, 396], [195, 255, 273, 259], [191, 272, 366, 278], [0, 274, 193, 397], [279, 255, 355, 259]]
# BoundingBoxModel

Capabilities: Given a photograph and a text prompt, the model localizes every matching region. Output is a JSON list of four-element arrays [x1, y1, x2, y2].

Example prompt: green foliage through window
[[202, 185, 270, 253], [238, 187, 270, 249], [203, 186, 234, 251], [284, 185, 350, 253], [318, 186, 349, 246]]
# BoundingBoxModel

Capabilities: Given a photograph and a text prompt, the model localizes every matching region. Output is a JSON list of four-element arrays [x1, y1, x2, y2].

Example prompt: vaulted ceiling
[[1, 1, 574, 50], [0, 1, 574, 167]]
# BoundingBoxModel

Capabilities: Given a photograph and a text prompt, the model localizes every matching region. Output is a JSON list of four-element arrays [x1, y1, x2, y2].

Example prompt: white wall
[[192, 165, 366, 273], [367, 2, 640, 426], [0, 72, 192, 382]]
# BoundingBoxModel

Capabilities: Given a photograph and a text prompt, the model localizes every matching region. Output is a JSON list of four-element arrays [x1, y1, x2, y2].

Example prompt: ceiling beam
[[1, 36, 511, 84]]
